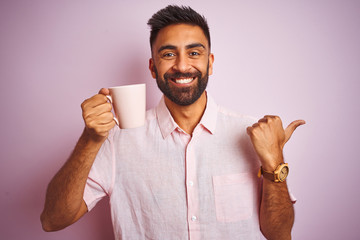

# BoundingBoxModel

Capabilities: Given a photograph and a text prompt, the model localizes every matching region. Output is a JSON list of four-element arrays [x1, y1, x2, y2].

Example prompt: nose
[[172, 53, 191, 73]]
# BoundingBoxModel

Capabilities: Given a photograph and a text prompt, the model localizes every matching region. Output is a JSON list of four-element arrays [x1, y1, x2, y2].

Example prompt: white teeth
[[175, 78, 194, 84]]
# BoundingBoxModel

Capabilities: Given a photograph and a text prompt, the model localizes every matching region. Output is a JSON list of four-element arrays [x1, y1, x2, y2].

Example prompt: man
[[41, 5, 305, 240]]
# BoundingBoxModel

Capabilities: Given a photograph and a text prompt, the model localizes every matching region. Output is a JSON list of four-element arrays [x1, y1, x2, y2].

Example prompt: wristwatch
[[259, 163, 289, 182]]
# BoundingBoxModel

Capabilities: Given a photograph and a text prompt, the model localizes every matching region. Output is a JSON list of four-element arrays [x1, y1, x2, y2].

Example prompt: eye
[[163, 52, 175, 58], [189, 51, 200, 56]]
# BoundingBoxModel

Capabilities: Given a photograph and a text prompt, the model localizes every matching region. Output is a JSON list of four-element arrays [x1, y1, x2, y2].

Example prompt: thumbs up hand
[[246, 115, 305, 171]]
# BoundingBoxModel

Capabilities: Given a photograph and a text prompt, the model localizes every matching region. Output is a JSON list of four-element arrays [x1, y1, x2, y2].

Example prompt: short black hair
[[147, 5, 211, 51]]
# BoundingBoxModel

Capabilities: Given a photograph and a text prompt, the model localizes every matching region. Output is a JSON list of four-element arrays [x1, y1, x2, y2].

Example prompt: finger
[[258, 118, 268, 123], [83, 102, 112, 119], [246, 126, 253, 135], [99, 88, 110, 95], [92, 102, 113, 116], [83, 95, 111, 112], [96, 111, 115, 124], [264, 115, 278, 119], [85, 112, 115, 130], [284, 119, 306, 143], [82, 94, 109, 110], [96, 116, 116, 130], [92, 121, 116, 137]]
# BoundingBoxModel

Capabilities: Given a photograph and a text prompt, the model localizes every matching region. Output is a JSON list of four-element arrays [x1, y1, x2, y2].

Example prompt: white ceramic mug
[[107, 84, 146, 129]]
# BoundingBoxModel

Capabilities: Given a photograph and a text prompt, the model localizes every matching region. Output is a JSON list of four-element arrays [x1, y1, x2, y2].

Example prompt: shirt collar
[[199, 93, 218, 135], [156, 92, 218, 139], [156, 96, 179, 139]]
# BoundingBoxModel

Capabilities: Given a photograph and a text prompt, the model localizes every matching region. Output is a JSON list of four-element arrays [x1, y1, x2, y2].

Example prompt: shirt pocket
[[213, 173, 255, 223]]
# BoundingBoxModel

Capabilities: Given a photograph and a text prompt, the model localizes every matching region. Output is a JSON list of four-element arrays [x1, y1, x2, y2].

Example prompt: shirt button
[[191, 216, 197, 221], [189, 181, 194, 186]]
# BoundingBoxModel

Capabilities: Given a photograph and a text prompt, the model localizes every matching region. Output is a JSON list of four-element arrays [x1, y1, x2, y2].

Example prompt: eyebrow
[[186, 43, 206, 50], [157, 43, 206, 53], [157, 45, 176, 53]]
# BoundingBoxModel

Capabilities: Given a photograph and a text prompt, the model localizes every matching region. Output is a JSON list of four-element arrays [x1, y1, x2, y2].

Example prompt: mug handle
[[106, 95, 119, 126]]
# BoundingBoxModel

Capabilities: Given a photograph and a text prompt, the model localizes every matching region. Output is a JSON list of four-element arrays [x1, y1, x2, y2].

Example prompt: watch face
[[279, 166, 289, 181]]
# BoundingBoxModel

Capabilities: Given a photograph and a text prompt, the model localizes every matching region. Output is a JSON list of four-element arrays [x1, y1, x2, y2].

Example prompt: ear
[[149, 58, 156, 79], [208, 53, 214, 76]]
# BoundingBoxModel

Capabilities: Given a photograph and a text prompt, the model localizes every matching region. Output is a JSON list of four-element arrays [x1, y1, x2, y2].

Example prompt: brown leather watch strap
[[261, 167, 276, 181], [259, 163, 289, 182]]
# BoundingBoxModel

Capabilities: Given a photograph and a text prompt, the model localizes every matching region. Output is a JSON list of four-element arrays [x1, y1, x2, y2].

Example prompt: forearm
[[41, 129, 104, 231], [260, 179, 294, 240]]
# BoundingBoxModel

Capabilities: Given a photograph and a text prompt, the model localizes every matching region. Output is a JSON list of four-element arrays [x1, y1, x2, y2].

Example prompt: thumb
[[284, 119, 306, 144], [99, 88, 110, 95]]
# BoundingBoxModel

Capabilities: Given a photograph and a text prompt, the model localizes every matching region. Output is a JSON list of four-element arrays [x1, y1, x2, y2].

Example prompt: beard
[[154, 62, 209, 106]]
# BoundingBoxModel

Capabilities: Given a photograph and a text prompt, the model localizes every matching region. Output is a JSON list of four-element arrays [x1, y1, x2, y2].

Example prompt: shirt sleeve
[[83, 129, 116, 211], [289, 190, 297, 204]]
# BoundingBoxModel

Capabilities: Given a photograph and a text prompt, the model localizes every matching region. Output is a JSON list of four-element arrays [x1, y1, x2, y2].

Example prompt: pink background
[[1, 0, 359, 239]]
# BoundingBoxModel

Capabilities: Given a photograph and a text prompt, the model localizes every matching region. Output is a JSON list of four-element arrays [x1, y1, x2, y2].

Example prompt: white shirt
[[84, 94, 263, 239]]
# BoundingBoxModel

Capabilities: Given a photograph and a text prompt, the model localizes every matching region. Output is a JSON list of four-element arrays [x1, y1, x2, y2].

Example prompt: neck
[[164, 92, 207, 135]]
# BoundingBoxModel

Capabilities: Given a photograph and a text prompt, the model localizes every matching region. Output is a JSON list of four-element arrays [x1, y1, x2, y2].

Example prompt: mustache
[[164, 70, 202, 80]]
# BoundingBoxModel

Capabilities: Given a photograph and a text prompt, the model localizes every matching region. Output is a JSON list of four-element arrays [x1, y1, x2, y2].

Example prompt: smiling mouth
[[172, 77, 195, 84]]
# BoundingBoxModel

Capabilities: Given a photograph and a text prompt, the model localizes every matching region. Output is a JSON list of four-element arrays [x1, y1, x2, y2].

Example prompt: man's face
[[149, 24, 214, 106]]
